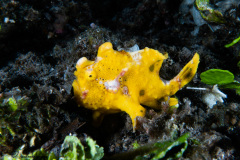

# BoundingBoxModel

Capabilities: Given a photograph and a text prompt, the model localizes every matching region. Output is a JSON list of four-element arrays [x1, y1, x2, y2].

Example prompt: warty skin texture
[[72, 42, 200, 130]]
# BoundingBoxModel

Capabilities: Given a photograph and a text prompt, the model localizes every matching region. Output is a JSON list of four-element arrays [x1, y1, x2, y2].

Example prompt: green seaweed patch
[[7, 97, 18, 112], [85, 137, 104, 160], [200, 69, 240, 95], [220, 80, 240, 89], [61, 135, 85, 160], [1, 96, 30, 112], [0, 96, 30, 146], [220, 81, 240, 95], [61, 135, 104, 160], [106, 133, 190, 160], [32, 148, 51, 159], [200, 69, 234, 85], [225, 36, 240, 48], [3, 135, 104, 160], [136, 133, 189, 160], [132, 140, 140, 149], [195, 0, 225, 23]]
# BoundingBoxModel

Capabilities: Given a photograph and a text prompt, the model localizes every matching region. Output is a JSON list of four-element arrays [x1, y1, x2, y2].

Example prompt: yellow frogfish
[[72, 42, 199, 130]]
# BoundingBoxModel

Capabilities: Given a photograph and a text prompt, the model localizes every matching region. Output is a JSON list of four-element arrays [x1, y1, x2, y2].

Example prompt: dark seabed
[[1, 0, 240, 159]]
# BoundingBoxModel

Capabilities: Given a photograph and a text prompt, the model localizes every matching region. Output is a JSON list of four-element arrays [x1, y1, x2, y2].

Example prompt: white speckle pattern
[[129, 51, 142, 64], [104, 79, 120, 93], [103, 68, 128, 93]]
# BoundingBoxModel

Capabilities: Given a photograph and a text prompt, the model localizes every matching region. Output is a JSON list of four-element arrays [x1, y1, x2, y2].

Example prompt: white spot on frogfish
[[129, 51, 142, 64], [76, 57, 87, 67], [104, 79, 120, 93]]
